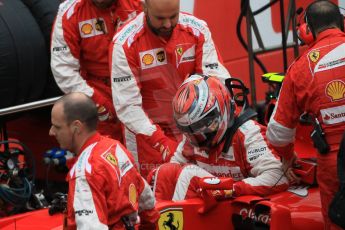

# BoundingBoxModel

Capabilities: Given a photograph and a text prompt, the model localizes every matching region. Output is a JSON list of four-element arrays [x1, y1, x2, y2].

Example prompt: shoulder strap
[[338, 131, 345, 184], [222, 108, 258, 153]]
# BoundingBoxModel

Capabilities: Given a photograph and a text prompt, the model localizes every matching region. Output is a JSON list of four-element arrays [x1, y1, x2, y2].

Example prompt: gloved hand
[[92, 90, 116, 122], [142, 126, 178, 161], [199, 177, 235, 200]]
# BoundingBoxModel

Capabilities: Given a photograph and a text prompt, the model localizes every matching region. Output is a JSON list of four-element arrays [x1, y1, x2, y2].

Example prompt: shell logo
[[142, 54, 154, 65], [81, 23, 93, 35], [325, 80, 345, 101]]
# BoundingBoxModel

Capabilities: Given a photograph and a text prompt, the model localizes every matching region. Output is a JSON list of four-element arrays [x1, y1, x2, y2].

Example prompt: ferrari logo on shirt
[[309, 51, 320, 63], [105, 152, 117, 166], [176, 47, 183, 56], [158, 208, 183, 230], [325, 80, 345, 101], [140, 48, 167, 69], [79, 18, 107, 38], [128, 183, 137, 207]]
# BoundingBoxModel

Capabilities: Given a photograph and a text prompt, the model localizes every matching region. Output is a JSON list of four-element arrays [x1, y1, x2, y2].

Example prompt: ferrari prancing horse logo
[[158, 209, 183, 230], [309, 51, 320, 63]]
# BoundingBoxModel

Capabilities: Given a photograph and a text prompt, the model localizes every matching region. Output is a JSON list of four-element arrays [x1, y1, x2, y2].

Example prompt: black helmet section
[[21, 0, 63, 98]]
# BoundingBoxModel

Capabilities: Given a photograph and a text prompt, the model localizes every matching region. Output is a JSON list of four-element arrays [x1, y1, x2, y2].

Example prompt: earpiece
[[296, 1, 345, 46]]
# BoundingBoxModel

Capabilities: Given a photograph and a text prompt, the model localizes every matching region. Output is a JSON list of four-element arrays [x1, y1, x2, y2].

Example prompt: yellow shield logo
[[128, 183, 137, 207], [142, 54, 154, 65], [158, 209, 183, 230], [309, 51, 320, 63], [81, 23, 93, 35], [105, 153, 117, 166], [326, 80, 345, 101]]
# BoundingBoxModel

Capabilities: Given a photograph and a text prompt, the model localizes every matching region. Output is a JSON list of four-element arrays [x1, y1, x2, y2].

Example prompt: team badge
[[81, 23, 93, 35], [176, 47, 183, 56], [128, 183, 137, 207], [325, 80, 345, 101], [156, 50, 166, 62], [158, 208, 183, 230], [142, 54, 154, 65], [105, 153, 117, 166], [309, 51, 320, 63]]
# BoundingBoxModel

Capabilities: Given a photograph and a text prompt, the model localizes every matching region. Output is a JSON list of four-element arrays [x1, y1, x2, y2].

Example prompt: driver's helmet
[[172, 74, 235, 149]]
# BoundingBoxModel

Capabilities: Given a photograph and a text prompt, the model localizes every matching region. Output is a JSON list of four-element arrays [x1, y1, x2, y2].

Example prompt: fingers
[[286, 168, 301, 185]]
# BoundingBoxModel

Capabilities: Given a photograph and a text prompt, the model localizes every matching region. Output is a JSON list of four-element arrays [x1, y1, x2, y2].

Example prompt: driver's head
[[91, 0, 117, 9], [144, 0, 179, 37], [172, 74, 235, 150]]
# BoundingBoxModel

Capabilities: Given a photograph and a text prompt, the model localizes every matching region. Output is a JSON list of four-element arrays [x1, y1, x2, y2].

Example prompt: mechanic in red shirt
[[266, 1, 345, 229], [51, 0, 142, 141], [109, 0, 231, 176], [49, 93, 159, 230], [149, 74, 288, 201]]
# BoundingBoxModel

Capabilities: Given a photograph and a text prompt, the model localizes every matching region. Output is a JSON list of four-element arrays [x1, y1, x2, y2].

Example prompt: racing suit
[[66, 132, 159, 229], [110, 12, 231, 176], [266, 29, 345, 229], [51, 0, 141, 141], [151, 119, 289, 201]]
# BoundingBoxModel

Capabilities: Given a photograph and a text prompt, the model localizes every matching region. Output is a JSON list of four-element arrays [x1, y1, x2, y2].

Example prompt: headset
[[297, 0, 345, 45]]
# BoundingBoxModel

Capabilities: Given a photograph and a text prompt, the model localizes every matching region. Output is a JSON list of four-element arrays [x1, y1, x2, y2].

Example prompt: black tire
[[0, 0, 47, 108], [21, 0, 63, 98]]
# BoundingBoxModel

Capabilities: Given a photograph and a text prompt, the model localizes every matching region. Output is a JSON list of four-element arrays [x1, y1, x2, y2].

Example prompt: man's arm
[[233, 120, 289, 196], [50, 2, 94, 96], [266, 69, 302, 160]]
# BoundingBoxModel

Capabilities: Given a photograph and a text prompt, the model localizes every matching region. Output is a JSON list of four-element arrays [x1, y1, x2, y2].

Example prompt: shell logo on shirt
[[81, 23, 93, 35], [79, 18, 107, 38], [140, 48, 168, 69], [128, 183, 137, 207], [309, 50, 320, 63], [158, 208, 183, 230], [325, 80, 345, 101], [142, 54, 154, 65]]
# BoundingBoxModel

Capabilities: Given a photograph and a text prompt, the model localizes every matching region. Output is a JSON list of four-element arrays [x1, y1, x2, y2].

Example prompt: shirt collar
[[78, 132, 101, 155]]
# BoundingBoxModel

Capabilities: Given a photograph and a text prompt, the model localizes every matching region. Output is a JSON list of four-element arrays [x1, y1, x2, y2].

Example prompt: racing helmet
[[172, 74, 235, 149]]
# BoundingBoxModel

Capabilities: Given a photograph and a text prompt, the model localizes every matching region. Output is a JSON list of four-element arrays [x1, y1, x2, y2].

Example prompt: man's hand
[[282, 153, 301, 184], [92, 90, 116, 122], [146, 127, 178, 161]]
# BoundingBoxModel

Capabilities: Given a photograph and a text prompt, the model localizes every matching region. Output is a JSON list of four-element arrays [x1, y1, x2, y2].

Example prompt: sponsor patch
[[175, 44, 195, 67], [205, 63, 219, 70], [309, 51, 320, 63], [52, 46, 67, 52], [105, 152, 117, 166], [139, 48, 167, 69], [75, 209, 93, 216], [113, 76, 132, 83], [176, 47, 183, 55], [247, 146, 267, 162], [325, 80, 345, 101], [158, 208, 183, 230], [203, 177, 220, 185], [156, 50, 166, 62], [79, 18, 107, 38], [321, 105, 345, 125], [128, 183, 137, 207]]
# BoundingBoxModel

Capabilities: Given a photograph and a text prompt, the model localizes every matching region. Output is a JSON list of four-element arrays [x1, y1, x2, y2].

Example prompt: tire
[[21, 0, 63, 98], [0, 0, 47, 108]]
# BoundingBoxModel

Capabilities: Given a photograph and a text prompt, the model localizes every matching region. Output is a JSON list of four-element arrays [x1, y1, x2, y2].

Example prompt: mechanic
[[266, 1, 345, 229], [149, 75, 288, 201], [110, 0, 231, 176], [49, 92, 159, 229], [51, 0, 142, 141]]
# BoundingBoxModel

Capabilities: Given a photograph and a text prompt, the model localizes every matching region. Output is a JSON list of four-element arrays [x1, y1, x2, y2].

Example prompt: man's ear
[[71, 120, 82, 134]]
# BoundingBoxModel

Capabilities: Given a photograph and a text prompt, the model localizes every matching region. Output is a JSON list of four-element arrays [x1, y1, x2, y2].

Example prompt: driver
[[149, 74, 289, 201]]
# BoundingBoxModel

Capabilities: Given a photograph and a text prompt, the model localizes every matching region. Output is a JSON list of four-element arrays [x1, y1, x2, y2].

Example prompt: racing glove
[[140, 126, 178, 161], [91, 90, 116, 122], [199, 177, 235, 200]]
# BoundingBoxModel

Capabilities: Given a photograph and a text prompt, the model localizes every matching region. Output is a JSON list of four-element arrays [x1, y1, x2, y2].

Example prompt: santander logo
[[321, 105, 345, 125]]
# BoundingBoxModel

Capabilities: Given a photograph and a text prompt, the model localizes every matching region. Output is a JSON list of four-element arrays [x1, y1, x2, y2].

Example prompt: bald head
[[145, 0, 180, 37], [55, 92, 98, 131]]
